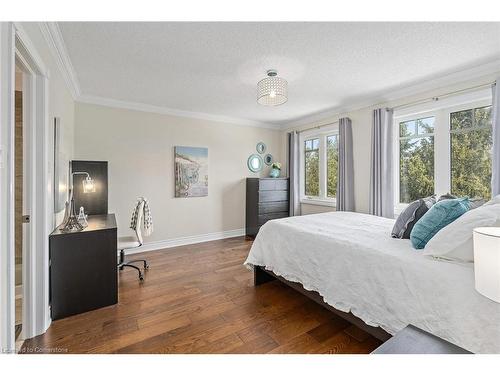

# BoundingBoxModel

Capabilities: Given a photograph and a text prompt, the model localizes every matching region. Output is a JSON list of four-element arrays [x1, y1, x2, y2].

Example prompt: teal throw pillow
[[410, 197, 470, 249]]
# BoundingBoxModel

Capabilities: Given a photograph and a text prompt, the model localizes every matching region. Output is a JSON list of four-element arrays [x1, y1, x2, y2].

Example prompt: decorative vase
[[269, 168, 280, 178], [77, 206, 89, 228]]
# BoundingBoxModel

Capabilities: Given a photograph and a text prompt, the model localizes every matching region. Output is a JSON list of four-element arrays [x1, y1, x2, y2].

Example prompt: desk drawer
[[259, 179, 289, 191], [258, 212, 289, 225], [259, 190, 288, 202], [259, 201, 289, 214]]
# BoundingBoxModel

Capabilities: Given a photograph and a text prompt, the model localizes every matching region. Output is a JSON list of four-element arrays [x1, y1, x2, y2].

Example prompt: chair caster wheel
[[139, 275, 144, 281], [144, 264, 149, 270]]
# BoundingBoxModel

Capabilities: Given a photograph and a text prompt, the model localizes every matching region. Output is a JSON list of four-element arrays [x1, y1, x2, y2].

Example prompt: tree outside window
[[303, 131, 339, 201], [397, 103, 493, 206], [304, 138, 320, 196], [450, 106, 492, 199], [327, 135, 339, 198], [399, 117, 435, 203]]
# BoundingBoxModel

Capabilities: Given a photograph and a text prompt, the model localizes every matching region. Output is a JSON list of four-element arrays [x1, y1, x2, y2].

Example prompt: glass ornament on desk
[[77, 206, 88, 228], [60, 189, 84, 232], [60, 171, 95, 232]]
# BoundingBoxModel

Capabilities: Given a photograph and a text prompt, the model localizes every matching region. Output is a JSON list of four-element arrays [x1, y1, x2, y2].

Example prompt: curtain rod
[[296, 120, 339, 134], [391, 81, 495, 111], [292, 81, 496, 134]]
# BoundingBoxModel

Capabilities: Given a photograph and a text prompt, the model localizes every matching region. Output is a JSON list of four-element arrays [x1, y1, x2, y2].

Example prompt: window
[[395, 94, 493, 210], [301, 125, 339, 203], [450, 106, 492, 199], [327, 135, 339, 198], [304, 138, 320, 196], [399, 117, 435, 203]]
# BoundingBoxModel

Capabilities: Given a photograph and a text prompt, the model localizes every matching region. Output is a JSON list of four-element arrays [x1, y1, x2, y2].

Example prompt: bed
[[244, 211, 500, 354]]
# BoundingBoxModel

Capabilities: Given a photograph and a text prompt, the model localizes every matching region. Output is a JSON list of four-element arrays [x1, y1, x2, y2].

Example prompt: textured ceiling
[[59, 22, 500, 126]]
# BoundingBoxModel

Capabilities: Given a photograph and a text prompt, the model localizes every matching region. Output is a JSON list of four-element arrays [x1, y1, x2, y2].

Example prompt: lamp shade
[[82, 175, 96, 193], [473, 227, 500, 303], [257, 70, 288, 106]]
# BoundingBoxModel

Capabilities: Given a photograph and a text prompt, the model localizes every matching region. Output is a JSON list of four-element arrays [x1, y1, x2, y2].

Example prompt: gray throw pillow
[[391, 196, 436, 239], [402, 196, 436, 238], [469, 198, 486, 209]]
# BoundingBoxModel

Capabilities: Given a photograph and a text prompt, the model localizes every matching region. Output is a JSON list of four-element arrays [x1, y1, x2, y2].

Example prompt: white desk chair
[[117, 200, 149, 281]]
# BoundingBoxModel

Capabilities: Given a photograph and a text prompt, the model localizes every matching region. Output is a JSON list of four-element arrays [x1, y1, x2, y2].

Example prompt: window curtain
[[336, 117, 355, 211], [369, 108, 394, 218], [287, 131, 301, 216], [492, 81, 500, 197]]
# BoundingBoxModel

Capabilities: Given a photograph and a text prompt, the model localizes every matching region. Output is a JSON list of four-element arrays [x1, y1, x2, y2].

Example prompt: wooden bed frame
[[254, 265, 392, 342]]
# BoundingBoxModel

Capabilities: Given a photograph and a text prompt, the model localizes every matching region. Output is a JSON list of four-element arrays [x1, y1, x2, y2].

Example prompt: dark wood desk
[[49, 214, 118, 320], [372, 325, 472, 354]]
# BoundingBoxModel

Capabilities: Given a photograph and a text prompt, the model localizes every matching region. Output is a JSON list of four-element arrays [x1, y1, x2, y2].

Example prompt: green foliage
[[399, 124, 435, 203], [450, 107, 492, 199], [305, 149, 319, 196], [327, 135, 338, 198], [304, 135, 339, 197], [399, 107, 492, 203]]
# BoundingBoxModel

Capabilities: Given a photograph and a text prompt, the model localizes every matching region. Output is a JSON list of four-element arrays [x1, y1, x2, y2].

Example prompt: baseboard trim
[[122, 228, 246, 255]]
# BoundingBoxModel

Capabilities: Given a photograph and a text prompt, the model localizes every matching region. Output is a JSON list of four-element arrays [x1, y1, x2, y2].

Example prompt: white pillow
[[484, 194, 500, 206], [423, 203, 500, 262]]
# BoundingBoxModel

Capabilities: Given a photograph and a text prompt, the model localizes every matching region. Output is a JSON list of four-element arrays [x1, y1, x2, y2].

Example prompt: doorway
[[0, 23, 51, 353], [14, 64, 24, 342]]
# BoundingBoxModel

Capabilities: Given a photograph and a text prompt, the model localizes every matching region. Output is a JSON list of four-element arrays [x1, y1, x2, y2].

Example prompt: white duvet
[[244, 211, 500, 353]]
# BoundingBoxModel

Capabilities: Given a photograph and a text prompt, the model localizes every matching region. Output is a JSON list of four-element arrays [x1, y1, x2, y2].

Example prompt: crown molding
[[37, 21, 278, 130], [38, 22, 81, 99], [36, 21, 500, 132], [13, 23, 49, 78], [77, 94, 279, 129], [281, 58, 500, 130]]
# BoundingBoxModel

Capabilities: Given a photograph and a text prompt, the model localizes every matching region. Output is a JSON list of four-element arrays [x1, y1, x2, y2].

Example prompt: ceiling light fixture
[[257, 70, 288, 106]]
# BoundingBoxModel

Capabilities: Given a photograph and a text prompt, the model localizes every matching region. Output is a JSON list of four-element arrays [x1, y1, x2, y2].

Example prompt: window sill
[[300, 197, 336, 207]]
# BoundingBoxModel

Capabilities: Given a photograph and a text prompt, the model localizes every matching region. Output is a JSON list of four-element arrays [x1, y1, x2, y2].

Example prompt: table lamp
[[61, 171, 95, 232], [473, 227, 500, 303]]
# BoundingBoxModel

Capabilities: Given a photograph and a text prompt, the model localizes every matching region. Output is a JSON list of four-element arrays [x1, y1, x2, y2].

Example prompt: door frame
[[0, 22, 51, 353]]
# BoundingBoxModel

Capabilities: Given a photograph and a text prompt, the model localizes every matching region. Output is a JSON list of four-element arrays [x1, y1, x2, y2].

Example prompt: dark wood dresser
[[246, 177, 289, 237], [49, 214, 118, 320]]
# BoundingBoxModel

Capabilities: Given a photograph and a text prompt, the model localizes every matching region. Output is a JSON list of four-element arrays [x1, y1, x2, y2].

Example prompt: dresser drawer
[[258, 212, 289, 225], [259, 201, 289, 214], [246, 177, 290, 238], [259, 179, 289, 191], [259, 190, 288, 202]]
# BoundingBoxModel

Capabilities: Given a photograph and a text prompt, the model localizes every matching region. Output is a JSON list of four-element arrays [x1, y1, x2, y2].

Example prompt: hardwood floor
[[21, 237, 381, 354]]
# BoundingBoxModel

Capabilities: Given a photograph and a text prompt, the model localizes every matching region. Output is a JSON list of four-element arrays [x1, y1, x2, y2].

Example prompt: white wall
[[74, 102, 283, 243], [281, 73, 500, 215], [19, 23, 500, 224]]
